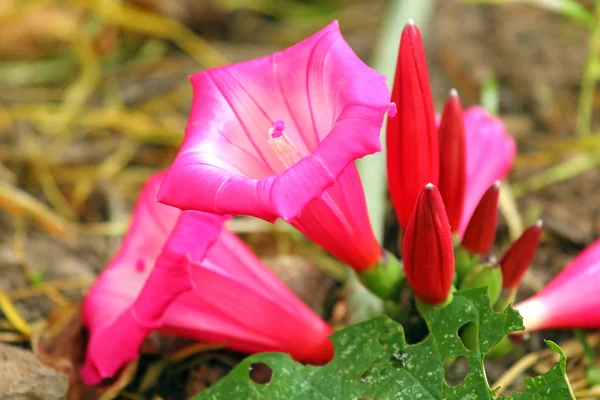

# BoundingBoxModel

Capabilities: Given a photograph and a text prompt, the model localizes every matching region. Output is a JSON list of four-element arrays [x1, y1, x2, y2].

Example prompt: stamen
[[268, 120, 302, 169], [388, 102, 397, 118], [271, 120, 285, 138]]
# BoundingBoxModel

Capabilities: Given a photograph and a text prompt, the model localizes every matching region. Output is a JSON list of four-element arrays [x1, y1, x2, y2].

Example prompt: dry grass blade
[[167, 343, 227, 363], [9, 105, 185, 145], [77, 0, 228, 68], [72, 138, 140, 209], [575, 386, 600, 399], [98, 361, 140, 400], [48, 34, 101, 137], [7, 277, 92, 301], [0, 180, 72, 240], [0, 331, 29, 343], [515, 136, 600, 169], [512, 152, 600, 198], [0, 286, 33, 337], [499, 181, 524, 240]]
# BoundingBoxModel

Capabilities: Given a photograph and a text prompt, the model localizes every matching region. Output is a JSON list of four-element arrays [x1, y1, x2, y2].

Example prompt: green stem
[[576, 3, 600, 137], [455, 246, 479, 280], [494, 288, 517, 312]]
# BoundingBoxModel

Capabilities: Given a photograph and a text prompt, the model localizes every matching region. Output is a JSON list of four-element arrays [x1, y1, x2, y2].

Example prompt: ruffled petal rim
[[157, 21, 390, 222]]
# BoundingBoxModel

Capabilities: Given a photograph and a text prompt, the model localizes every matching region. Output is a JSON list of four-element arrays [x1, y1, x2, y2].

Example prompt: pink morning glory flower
[[515, 238, 600, 331], [157, 21, 391, 272], [81, 173, 333, 385]]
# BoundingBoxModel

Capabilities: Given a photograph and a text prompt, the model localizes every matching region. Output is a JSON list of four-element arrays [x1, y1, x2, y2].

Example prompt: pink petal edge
[[458, 106, 516, 235], [515, 238, 600, 331], [158, 21, 389, 222], [156, 22, 389, 271]]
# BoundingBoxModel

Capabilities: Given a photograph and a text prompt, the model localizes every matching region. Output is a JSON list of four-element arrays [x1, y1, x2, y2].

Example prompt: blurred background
[[0, 0, 599, 399]]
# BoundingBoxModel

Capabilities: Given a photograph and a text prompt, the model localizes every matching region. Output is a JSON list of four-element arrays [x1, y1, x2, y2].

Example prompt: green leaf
[[191, 289, 572, 400], [502, 341, 575, 400]]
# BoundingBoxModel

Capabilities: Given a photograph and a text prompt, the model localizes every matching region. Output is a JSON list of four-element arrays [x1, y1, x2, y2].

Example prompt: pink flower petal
[[157, 21, 389, 271], [81, 173, 333, 385], [515, 239, 600, 331], [458, 107, 516, 235]]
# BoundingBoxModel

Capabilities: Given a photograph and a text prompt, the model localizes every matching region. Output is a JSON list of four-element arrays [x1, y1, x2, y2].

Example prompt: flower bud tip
[[407, 18, 415, 26], [425, 182, 435, 190], [493, 180, 501, 190], [535, 219, 543, 228], [449, 88, 459, 97]]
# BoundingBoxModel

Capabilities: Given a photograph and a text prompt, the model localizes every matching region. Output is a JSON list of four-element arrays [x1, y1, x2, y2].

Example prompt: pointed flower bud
[[402, 183, 454, 304], [387, 21, 438, 228], [461, 182, 500, 255], [500, 220, 543, 289], [438, 89, 466, 233]]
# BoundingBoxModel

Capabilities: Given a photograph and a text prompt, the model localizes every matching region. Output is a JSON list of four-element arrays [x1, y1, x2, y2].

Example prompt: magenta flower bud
[[461, 182, 500, 255], [500, 220, 543, 289], [386, 20, 439, 228], [438, 89, 466, 233], [403, 183, 454, 304]]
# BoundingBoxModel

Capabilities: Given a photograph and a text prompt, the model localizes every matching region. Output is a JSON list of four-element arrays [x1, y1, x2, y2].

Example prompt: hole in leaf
[[390, 351, 407, 369], [249, 362, 273, 385], [444, 356, 469, 387], [404, 314, 429, 345], [458, 321, 478, 350]]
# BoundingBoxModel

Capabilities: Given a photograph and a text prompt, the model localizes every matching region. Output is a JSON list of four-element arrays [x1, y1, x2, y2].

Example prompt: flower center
[[268, 120, 302, 169]]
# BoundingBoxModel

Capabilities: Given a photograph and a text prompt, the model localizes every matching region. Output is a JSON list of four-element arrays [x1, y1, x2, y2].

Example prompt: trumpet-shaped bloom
[[459, 107, 516, 234], [515, 238, 600, 331], [402, 184, 454, 304], [81, 173, 333, 385], [387, 21, 438, 228], [157, 22, 390, 272]]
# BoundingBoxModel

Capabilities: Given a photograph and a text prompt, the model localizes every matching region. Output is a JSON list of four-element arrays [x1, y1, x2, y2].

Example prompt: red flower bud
[[387, 20, 438, 228], [500, 221, 543, 289], [461, 182, 500, 255], [438, 89, 466, 233], [402, 183, 454, 304]]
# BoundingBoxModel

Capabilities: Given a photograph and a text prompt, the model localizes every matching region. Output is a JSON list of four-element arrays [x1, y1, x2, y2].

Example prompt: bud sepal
[[358, 252, 404, 300]]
